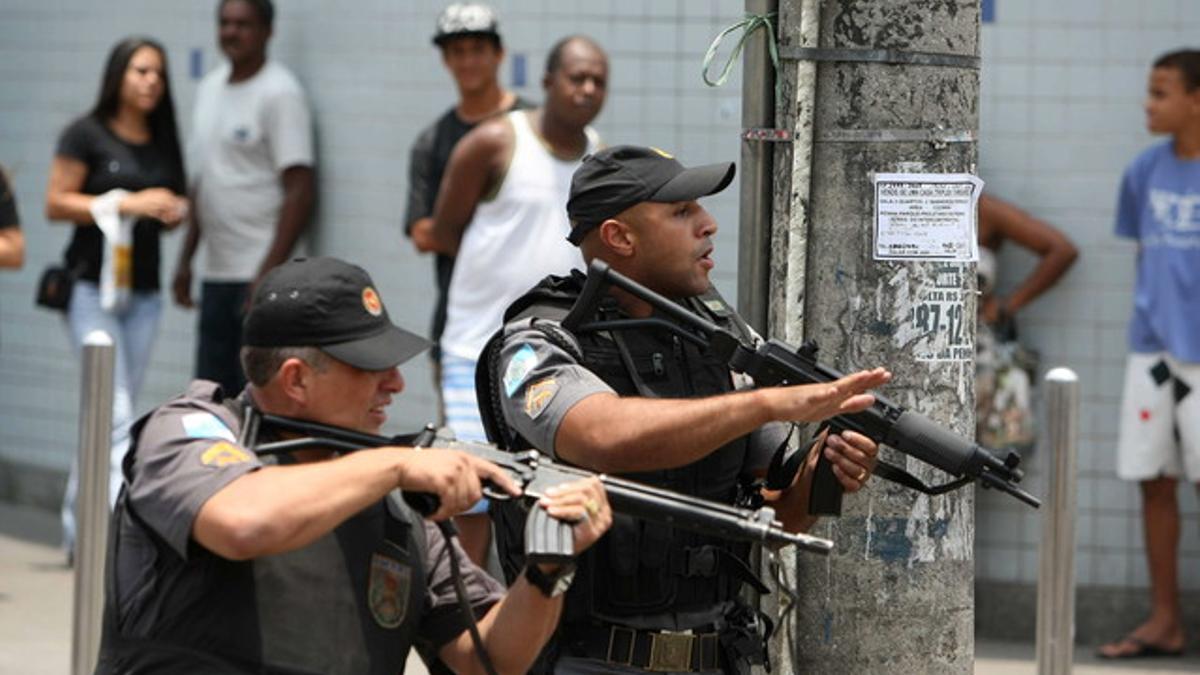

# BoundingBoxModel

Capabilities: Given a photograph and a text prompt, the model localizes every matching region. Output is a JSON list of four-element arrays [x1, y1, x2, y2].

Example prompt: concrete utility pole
[[737, 0, 778, 334], [762, 0, 981, 672]]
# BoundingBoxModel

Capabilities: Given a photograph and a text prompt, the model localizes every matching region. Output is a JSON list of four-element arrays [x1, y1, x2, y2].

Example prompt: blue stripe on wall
[[982, 0, 995, 23], [512, 53, 527, 88], [190, 48, 204, 80]]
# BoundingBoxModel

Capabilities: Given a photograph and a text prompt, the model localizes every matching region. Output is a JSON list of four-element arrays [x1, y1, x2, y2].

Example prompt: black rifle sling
[[609, 325, 656, 398]]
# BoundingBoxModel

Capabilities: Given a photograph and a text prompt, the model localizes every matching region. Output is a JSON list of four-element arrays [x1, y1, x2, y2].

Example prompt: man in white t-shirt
[[174, 0, 315, 395], [427, 35, 607, 565]]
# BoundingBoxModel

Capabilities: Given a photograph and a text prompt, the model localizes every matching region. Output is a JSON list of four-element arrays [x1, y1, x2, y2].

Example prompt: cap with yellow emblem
[[242, 257, 431, 370], [565, 145, 736, 245]]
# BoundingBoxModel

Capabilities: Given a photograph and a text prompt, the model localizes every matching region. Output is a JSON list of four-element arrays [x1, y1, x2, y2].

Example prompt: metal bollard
[[72, 330, 114, 675], [1035, 368, 1079, 675]]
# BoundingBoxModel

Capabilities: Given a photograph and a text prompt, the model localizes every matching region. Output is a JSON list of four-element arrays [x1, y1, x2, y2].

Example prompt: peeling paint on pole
[[765, 0, 980, 672]]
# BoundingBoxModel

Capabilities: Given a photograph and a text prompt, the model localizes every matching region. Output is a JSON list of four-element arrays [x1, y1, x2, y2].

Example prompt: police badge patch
[[368, 553, 411, 628]]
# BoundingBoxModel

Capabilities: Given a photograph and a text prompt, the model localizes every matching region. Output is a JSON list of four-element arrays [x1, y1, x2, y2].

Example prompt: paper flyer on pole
[[872, 173, 984, 262]]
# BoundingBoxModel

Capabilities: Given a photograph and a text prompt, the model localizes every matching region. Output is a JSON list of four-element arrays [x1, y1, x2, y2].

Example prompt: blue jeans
[[61, 281, 162, 555], [195, 281, 249, 396]]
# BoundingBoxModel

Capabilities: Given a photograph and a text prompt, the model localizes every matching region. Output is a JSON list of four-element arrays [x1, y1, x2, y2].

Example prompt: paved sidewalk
[[3, 501, 1198, 674], [0, 503, 71, 675], [974, 639, 1200, 674]]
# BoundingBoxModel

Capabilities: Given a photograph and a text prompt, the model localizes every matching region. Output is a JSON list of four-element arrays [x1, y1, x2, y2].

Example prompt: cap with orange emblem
[[243, 257, 431, 370]]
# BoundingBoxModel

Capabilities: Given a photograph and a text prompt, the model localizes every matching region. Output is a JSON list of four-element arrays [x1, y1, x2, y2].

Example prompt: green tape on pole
[[702, 12, 780, 96]]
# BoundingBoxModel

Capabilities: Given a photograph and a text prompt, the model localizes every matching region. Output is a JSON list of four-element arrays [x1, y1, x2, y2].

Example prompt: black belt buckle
[[606, 625, 636, 667]]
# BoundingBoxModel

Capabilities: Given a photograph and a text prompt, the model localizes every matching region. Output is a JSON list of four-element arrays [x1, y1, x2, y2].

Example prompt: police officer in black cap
[[482, 147, 891, 674], [96, 256, 612, 674]]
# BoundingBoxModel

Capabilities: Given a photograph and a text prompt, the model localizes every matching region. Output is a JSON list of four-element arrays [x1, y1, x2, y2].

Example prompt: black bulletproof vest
[[481, 272, 755, 624], [96, 387, 428, 675]]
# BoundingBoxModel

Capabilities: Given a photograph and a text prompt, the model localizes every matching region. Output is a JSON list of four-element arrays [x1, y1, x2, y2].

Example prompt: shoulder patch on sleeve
[[181, 412, 237, 442], [503, 344, 538, 397], [524, 377, 559, 419], [200, 441, 253, 467]]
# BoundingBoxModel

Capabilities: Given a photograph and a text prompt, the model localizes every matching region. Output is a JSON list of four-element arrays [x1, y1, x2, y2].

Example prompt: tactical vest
[[96, 384, 429, 675], [479, 272, 761, 627]]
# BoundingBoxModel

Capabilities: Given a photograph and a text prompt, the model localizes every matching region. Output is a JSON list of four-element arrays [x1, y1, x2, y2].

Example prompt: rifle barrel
[[603, 484, 832, 554]]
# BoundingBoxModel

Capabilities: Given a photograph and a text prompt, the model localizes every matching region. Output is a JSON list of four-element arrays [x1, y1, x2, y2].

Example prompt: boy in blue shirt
[[1100, 49, 1200, 660]]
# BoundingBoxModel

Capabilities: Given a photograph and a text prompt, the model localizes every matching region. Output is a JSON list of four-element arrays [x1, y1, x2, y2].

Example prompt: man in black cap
[[481, 147, 891, 674], [96, 256, 612, 674]]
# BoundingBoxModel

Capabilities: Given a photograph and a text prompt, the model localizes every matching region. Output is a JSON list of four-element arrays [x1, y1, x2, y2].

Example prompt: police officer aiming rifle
[[96, 256, 612, 675]]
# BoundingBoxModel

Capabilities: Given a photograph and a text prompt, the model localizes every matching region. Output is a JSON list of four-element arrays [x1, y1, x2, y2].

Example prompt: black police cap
[[566, 145, 736, 245], [242, 257, 430, 370]]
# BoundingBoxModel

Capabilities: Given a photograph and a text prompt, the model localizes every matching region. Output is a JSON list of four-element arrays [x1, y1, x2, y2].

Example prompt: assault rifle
[[561, 260, 1041, 513], [238, 408, 834, 566]]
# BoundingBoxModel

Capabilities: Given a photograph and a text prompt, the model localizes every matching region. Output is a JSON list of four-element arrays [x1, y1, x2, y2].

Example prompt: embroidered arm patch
[[181, 412, 237, 442], [503, 344, 538, 396]]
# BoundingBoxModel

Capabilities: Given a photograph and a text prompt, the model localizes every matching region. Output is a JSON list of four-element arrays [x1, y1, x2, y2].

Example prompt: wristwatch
[[524, 562, 576, 598]]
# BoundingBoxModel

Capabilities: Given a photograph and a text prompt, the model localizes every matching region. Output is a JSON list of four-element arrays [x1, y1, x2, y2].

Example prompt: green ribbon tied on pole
[[701, 12, 779, 92]]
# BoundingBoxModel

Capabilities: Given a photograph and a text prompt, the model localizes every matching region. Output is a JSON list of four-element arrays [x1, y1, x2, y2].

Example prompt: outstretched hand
[[770, 368, 892, 423]]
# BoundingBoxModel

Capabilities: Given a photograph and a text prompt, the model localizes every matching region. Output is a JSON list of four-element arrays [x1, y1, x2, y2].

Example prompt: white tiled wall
[[4, 0, 1195, 596], [0, 1, 745, 469], [975, 0, 1200, 591]]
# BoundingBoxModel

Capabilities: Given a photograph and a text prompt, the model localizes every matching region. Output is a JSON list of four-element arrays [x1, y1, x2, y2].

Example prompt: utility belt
[[567, 622, 722, 673]]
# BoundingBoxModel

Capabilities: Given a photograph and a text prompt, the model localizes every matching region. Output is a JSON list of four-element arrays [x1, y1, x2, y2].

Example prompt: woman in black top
[[45, 37, 186, 559]]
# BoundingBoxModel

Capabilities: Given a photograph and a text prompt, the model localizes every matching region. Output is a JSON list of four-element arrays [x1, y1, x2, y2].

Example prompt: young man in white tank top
[[428, 35, 608, 565]]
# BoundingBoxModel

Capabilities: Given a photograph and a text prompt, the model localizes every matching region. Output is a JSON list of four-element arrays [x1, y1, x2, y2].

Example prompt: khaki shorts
[[1116, 352, 1200, 482]]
